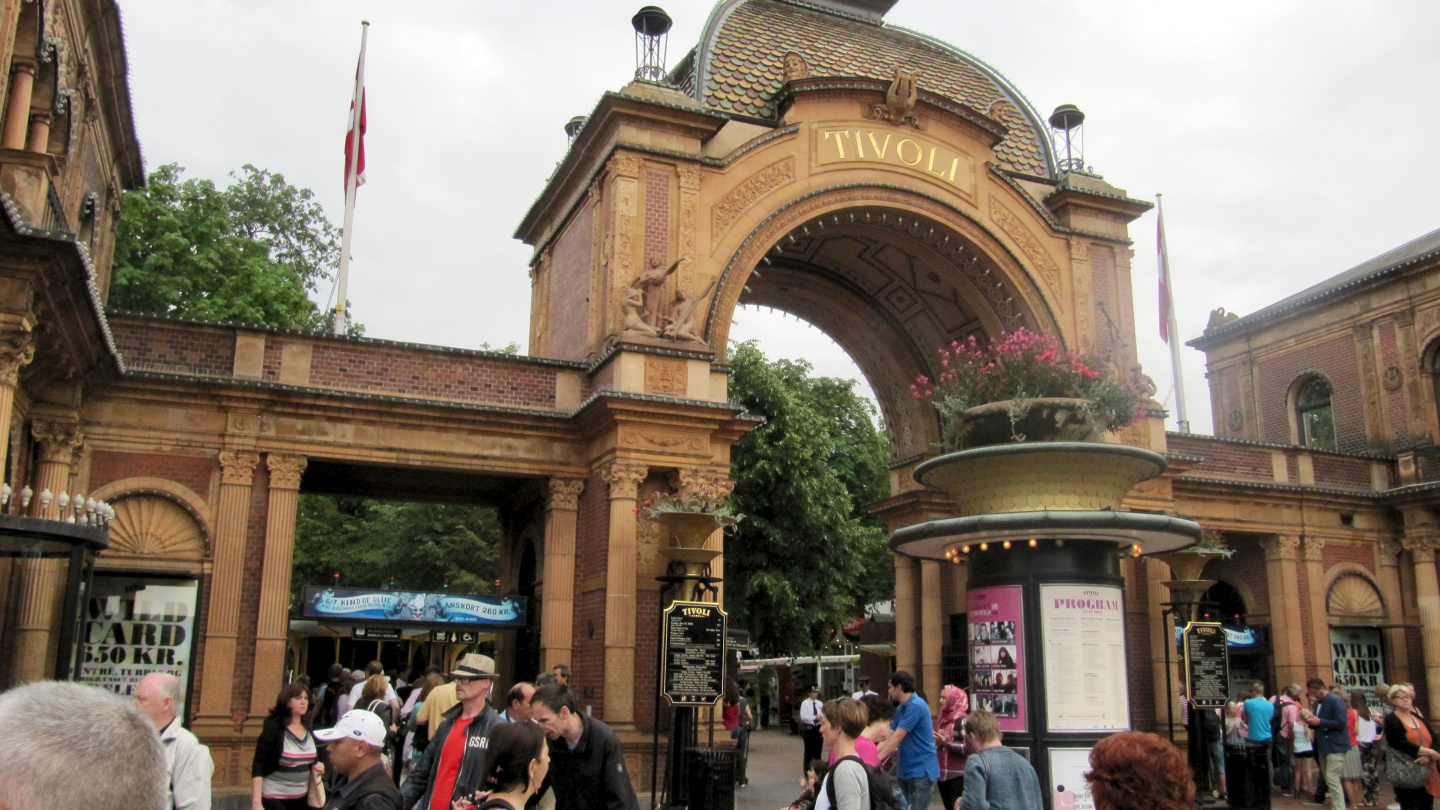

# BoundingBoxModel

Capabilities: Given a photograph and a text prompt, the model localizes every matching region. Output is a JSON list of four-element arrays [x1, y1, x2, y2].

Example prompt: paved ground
[[731, 728, 1400, 810]]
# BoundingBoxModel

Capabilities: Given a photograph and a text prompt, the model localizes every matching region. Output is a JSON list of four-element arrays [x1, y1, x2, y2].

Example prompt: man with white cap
[[311, 710, 402, 810], [400, 653, 506, 810]]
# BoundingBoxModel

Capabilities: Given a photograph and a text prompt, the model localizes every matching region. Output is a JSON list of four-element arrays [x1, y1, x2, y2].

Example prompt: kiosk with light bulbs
[[891, 442, 1202, 810]]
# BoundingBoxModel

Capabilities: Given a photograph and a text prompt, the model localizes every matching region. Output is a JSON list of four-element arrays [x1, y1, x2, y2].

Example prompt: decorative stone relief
[[990, 198, 1060, 299], [266, 455, 307, 490], [227, 411, 258, 435], [218, 450, 260, 486], [1354, 325, 1385, 448], [611, 172, 638, 336], [781, 51, 810, 83], [867, 67, 921, 129], [108, 495, 207, 558], [0, 332, 35, 385], [644, 356, 688, 396], [31, 420, 82, 462], [600, 462, 648, 500], [547, 478, 584, 512], [1302, 536, 1326, 562], [1383, 366, 1404, 392], [1261, 534, 1301, 561], [713, 157, 795, 240], [1327, 573, 1384, 616]]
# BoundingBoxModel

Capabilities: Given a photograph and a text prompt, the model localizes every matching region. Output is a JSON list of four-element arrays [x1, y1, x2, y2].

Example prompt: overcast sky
[[117, 0, 1440, 436]]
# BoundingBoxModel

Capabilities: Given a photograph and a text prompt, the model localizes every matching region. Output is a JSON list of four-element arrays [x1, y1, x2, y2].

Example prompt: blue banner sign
[[301, 587, 526, 627], [1173, 624, 1257, 647]]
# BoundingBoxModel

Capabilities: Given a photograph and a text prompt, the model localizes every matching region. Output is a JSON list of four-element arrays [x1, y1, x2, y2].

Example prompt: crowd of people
[[1184, 678, 1440, 810]]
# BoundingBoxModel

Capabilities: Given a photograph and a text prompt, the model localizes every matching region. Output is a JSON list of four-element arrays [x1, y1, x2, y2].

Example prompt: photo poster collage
[[967, 585, 1025, 731]]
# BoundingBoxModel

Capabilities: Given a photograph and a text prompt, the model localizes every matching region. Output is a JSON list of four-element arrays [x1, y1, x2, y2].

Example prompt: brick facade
[[1256, 334, 1365, 452], [549, 204, 595, 361], [88, 449, 215, 497], [112, 317, 235, 377]]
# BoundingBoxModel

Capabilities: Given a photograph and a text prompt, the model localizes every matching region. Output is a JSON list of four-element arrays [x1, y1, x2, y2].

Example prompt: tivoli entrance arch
[[0, 0, 1173, 796]]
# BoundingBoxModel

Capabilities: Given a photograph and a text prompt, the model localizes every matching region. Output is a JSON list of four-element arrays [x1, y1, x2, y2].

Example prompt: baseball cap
[[314, 709, 388, 746]]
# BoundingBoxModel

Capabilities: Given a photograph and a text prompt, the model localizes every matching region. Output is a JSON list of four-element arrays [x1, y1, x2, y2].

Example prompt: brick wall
[[644, 170, 671, 265], [307, 343, 559, 409], [1310, 454, 1374, 490], [1168, 434, 1274, 482], [549, 205, 595, 361], [1204, 537, 1271, 618], [1256, 334, 1365, 453], [1091, 247, 1115, 360], [112, 319, 234, 376], [88, 449, 214, 497], [1127, 562, 1155, 732]]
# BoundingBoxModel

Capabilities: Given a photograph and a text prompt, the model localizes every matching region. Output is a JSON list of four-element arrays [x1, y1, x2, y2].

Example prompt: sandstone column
[[1, 61, 36, 150], [8, 418, 83, 684], [920, 560, 943, 699], [1262, 535, 1306, 690], [1377, 538, 1411, 682], [0, 332, 34, 457], [197, 450, 259, 723], [25, 111, 49, 153], [249, 454, 307, 717], [894, 553, 918, 676], [601, 461, 647, 725], [540, 478, 584, 670], [1401, 509, 1440, 714], [1302, 536, 1333, 683]]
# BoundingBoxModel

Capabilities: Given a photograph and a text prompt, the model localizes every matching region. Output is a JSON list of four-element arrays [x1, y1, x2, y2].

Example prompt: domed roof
[[679, 0, 1055, 178]]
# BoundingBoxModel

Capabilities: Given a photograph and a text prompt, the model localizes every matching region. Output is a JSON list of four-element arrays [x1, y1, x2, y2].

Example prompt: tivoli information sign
[[662, 601, 726, 706]]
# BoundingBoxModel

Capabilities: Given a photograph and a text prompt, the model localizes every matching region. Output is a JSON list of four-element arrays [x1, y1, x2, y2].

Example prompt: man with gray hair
[[132, 672, 214, 810], [0, 680, 167, 810]]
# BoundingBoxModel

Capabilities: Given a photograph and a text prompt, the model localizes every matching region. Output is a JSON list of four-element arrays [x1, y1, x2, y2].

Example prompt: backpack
[[366, 698, 394, 742], [1271, 697, 1286, 740], [824, 755, 900, 810]]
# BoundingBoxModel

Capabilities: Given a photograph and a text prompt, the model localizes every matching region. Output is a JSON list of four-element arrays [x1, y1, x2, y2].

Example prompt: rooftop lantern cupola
[[1048, 103, 1087, 173], [631, 6, 673, 83], [564, 115, 588, 145]]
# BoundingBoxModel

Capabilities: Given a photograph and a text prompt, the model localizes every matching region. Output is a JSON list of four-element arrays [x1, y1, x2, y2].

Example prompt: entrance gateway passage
[[8, 0, 1369, 805]]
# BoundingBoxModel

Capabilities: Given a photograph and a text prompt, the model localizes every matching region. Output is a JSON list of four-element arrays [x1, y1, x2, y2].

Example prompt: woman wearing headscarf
[[933, 685, 969, 810]]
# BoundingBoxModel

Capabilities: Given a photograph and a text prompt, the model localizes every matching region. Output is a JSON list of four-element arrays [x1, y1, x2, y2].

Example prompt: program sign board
[[301, 587, 526, 627], [1041, 584, 1130, 733], [1184, 622, 1230, 709], [663, 600, 726, 706], [79, 574, 198, 704]]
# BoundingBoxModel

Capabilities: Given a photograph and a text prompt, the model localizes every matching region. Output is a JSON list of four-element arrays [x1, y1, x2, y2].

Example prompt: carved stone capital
[[600, 462, 648, 500], [677, 164, 701, 191], [218, 450, 260, 486], [1376, 537, 1403, 566], [1302, 536, 1326, 562], [547, 478, 585, 511], [607, 152, 643, 180], [1261, 534, 1301, 562], [30, 420, 82, 463], [1403, 525, 1440, 563], [670, 468, 736, 498], [0, 331, 35, 385], [266, 454, 307, 490]]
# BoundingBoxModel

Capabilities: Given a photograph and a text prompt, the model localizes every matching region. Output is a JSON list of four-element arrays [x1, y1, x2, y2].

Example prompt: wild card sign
[[79, 575, 198, 700], [300, 587, 527, 627], [1330, 627, 1384, 689]]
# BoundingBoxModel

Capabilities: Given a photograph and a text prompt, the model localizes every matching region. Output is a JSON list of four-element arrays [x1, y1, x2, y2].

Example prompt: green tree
[[724, 340, 894, 655], [291, 496, 501, 603], [110, 163, 341, 331]]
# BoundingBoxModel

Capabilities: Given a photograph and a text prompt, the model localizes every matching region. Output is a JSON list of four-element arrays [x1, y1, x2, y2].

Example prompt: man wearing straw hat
[[400, 653, 506, 810]]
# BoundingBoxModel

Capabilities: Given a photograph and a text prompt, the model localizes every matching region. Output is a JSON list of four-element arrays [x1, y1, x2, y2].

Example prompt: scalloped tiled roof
[[696, 0, 1053, 177]]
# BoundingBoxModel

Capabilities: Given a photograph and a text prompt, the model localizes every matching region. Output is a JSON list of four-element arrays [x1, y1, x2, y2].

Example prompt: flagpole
[[1157, 193, 1190, 432], [334, 21, 369, 335]]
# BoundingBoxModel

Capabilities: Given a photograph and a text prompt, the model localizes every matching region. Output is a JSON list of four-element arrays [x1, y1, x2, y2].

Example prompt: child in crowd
[[784, 759, 829, 810]]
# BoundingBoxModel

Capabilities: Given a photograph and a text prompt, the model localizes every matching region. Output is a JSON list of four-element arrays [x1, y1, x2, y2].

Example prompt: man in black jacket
[[400, 654, 506, 810], [313, 710, 402, 810], [529, 684, 639, 810]]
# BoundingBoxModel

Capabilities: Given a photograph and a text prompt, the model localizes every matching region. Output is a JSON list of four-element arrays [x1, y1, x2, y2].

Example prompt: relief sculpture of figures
[[661, 279, 717, 344], [621, 284, 656, 336]]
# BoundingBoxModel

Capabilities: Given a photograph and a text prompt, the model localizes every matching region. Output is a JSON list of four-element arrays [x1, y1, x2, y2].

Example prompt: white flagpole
[[1158, 193, 1190, 432], [334, 21, 368, 335]]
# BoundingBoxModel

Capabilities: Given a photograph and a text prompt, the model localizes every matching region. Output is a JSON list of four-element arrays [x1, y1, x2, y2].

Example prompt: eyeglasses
[[454, 676, 488, 685]]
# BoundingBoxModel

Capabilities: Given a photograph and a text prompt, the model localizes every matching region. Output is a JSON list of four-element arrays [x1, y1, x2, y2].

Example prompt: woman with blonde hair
[[1382, 684, 1440, 810]]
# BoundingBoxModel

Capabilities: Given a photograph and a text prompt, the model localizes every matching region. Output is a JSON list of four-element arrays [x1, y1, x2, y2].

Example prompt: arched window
[[1296, 377, 1337, 451]]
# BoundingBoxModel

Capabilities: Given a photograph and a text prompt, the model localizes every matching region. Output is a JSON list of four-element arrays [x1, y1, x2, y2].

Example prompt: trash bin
[[687, 747, 738, 810], [1225, 742, 1272, 810]]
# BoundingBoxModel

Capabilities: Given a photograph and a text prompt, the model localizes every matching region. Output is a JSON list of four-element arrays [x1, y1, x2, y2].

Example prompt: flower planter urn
[[949, 397, 1112, 450], [915, 442, 1166, 518]]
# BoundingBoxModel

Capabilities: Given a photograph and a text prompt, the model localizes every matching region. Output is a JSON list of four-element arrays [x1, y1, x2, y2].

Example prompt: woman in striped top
[[252, 682, 318, 810]]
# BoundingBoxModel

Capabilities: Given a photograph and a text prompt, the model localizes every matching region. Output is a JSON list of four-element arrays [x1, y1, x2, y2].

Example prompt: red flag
[[343, 63, 366, 192], [1157, 200, 1172, 343]]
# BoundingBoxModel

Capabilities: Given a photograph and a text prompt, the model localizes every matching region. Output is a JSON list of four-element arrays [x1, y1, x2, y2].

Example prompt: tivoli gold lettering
[[819, 127, 967, 190]]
